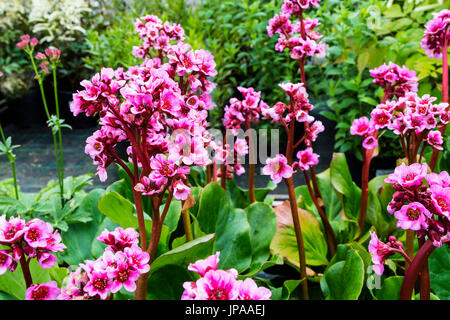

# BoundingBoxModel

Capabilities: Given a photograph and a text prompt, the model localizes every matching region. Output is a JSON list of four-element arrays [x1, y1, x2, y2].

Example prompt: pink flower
[[430, 185, 450, 219], [84, 270, 112, 300], [370, 108, 392, 129], [25, 281, 60, 300], [394, 202, 431, 231], [296, 148, 319, 171], [195, 269, 240, 300], [187, 252, 220, 277], [0, 251, 14, 275], [0, 215, 26, 243], [173, 181, 191, 200], [262, 154, 293, 184], [124, 245, 150, 274], [362, 136, 378, 150], [385, 163, 428, 189], [426, 171, 450, 188], [421, 9, 450, 60], [237, 278, 271, 300], [181, 281, 200, 300], [24, 219, 53, 248], [427, 131, 444, 150], [107, 252, 140, 293], [350, 117, 371, 136], [368, 232, 390, 276], [37, 252, 57, 269], [234, 138, 249, 157]]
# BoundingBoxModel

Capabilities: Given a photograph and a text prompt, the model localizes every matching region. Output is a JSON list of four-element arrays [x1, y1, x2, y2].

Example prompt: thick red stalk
[[245, 122, 256, 203], [400, 239, 436, 300], [285, 119, 309, 299], [19, 254, 33, 288]]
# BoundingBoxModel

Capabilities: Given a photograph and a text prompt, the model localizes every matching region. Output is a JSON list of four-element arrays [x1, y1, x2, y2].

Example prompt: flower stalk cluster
[[265, 0, 337, 300], [71, 15, 217, 300]]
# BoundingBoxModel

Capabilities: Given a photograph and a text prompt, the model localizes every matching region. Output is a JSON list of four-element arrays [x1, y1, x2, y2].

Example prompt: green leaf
[[320, 246, 365, 300], [429, 246, 450, 300], [243, 202, 277, 275], [271, 200, 328, 267], [330, 153, 361, 222], [376, 276, 404, 300], [148, 234, 215, 300], [196, 183, 230, 233], [215, 208, 252, 272]]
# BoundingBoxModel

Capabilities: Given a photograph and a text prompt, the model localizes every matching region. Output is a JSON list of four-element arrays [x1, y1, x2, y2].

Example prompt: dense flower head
[[385, 164, 450, 247], [369, 62, 418, 100], [262, 82, 316, 127], [352, 91, 449, 151], [421, 9, 450, 59], [182, 253, 271, 300], [223, 87, 268, 130], [72, 15, 217, 202], [0, 215, 65, 271], [60, 227, 150, 300], [268, 1, 324, 61]]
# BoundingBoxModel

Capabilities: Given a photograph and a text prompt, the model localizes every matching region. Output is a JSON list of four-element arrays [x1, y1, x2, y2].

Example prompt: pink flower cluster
[[0, 215, 66, 275], [59, 227, 149, 300], [181, 252, 271, 300], [267, 7, 325, 61], [384, 163, 450, 247], [351, 92, 449, 150], [261, 83, 323, 183], [369, 62, 418, 100], [133, 15, 185, 59], [223, 87, 268, 131], [25, 281, 61, 300], [421, 9, 450, 60], [71, 15, 218, 201], [16, 34, 38, 50], [368, 232, 405, 276]]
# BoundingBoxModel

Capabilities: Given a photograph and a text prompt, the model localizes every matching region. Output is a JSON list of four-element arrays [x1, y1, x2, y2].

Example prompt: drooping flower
[[368, 232, 391, 276]]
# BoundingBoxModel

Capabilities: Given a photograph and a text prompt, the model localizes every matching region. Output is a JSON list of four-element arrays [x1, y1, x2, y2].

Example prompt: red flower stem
[[245, 121, 256, 203], [400, 239, 436, 300], [303, 171, 337, 256], [285, 119, 309, 299], [206, 165, 212, 183], [220, 163, 227, 190], [418, 237, 431, 300], [212, 161, 218, 182], [132, 188, 147, 252], [284, 176, 309, 300], [430, 32, 449, 171], [19, 253, 33, 288]]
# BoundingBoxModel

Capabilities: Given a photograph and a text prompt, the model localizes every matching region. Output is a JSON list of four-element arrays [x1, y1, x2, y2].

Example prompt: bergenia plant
[[422, 9, 449, 170], [368, 165, 450, 300], [181, 252, 271, 300], [221, 87, 266, 201], [71, 15, 217, 300], [17, 35, 68, 206], [0, 215, 66, 289], [264, 0, 336, 300]]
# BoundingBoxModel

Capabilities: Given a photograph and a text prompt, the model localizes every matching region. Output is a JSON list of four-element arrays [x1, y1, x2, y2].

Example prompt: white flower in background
[[0, 0, 29, 29]]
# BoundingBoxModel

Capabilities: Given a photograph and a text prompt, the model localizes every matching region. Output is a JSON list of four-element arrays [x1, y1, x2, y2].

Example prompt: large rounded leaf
[[320, 245, 365, 300], [271, 200, 328, 267], [429, 246, 450, 300]]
